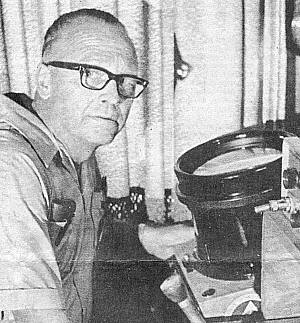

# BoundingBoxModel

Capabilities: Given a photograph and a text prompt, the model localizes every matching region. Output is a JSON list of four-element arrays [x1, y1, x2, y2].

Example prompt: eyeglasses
[[43, 61, 149, 99]]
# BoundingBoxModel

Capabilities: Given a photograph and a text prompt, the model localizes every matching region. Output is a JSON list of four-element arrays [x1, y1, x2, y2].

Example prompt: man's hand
[[160, 273, 207, 323], [160, 272, 187, 303], [138, 222, 196, 260]]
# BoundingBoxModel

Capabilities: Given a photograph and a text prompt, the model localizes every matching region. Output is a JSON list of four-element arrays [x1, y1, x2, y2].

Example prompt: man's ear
[[36, 63, 51, 99]]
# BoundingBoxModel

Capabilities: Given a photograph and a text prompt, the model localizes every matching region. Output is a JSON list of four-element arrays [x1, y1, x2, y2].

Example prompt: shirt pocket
[[48, 198, 76, 247]]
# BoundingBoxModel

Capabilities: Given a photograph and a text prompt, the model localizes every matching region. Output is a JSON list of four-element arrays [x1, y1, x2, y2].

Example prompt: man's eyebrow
[[72, 62, 141, 78], [44, 61, 108, 72], [74, 62, 111, 72], [44, 61, 142, 80]]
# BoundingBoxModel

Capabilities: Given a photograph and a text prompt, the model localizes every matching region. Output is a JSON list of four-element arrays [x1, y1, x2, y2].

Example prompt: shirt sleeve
[[0, 148, 65, 311]]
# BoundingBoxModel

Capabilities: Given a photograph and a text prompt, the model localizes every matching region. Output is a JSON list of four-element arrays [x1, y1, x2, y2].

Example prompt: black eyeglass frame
[[43, 61, 149, 99]]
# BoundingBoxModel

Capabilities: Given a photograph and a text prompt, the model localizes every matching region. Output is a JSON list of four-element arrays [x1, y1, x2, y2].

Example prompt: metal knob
[[283, 167, 299, 189], [254, 197, 300, 215]]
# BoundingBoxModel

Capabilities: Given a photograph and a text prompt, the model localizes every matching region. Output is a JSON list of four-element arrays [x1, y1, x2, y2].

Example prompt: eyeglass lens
[[81, 67, 145, 98]]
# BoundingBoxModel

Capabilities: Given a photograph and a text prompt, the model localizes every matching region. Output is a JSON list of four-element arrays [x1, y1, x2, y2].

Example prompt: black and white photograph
[[0, 0, 298, 322]]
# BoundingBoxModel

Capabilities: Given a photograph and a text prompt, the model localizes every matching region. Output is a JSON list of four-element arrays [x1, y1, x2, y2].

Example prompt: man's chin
[[93, 130, 119, 147], [100, 135, 116, 146], [83, 119, 121, 146]]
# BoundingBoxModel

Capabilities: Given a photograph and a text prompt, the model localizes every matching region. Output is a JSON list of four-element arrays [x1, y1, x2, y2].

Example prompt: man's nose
[[99, 79, 120, 104]]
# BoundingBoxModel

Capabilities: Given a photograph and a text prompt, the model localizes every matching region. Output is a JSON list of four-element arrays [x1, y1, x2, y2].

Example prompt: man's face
[[46, 20, 138, 147]]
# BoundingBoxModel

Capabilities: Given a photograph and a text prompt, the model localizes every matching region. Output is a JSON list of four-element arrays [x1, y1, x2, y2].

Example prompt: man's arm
[[0, 149, 65, 318]]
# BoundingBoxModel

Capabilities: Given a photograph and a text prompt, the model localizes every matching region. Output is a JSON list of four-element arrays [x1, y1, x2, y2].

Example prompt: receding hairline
[[42, 9, 137, 61]]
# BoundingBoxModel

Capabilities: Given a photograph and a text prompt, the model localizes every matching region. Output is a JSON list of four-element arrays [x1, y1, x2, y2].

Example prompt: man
[[0, 8, 194, 323]]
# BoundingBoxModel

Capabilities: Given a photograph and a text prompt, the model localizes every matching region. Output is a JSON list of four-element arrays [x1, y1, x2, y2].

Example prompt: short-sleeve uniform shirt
[[0, 94, 104, 322]]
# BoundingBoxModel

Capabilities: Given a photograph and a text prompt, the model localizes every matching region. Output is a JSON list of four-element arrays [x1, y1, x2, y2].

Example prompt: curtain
[[292, 0, 300, 114], [0, 0, 287, 221]]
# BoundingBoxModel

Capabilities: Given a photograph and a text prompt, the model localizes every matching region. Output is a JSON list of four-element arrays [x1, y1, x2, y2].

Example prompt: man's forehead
[[45, 20, 137, 68]]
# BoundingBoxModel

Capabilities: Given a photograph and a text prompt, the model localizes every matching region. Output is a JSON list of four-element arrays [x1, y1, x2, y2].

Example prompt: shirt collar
[[0, 94, 61, 168]]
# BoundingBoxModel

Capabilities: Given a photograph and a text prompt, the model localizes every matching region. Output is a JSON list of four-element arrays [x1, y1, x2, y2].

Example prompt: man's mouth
[[89, 115, 119, 128]]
